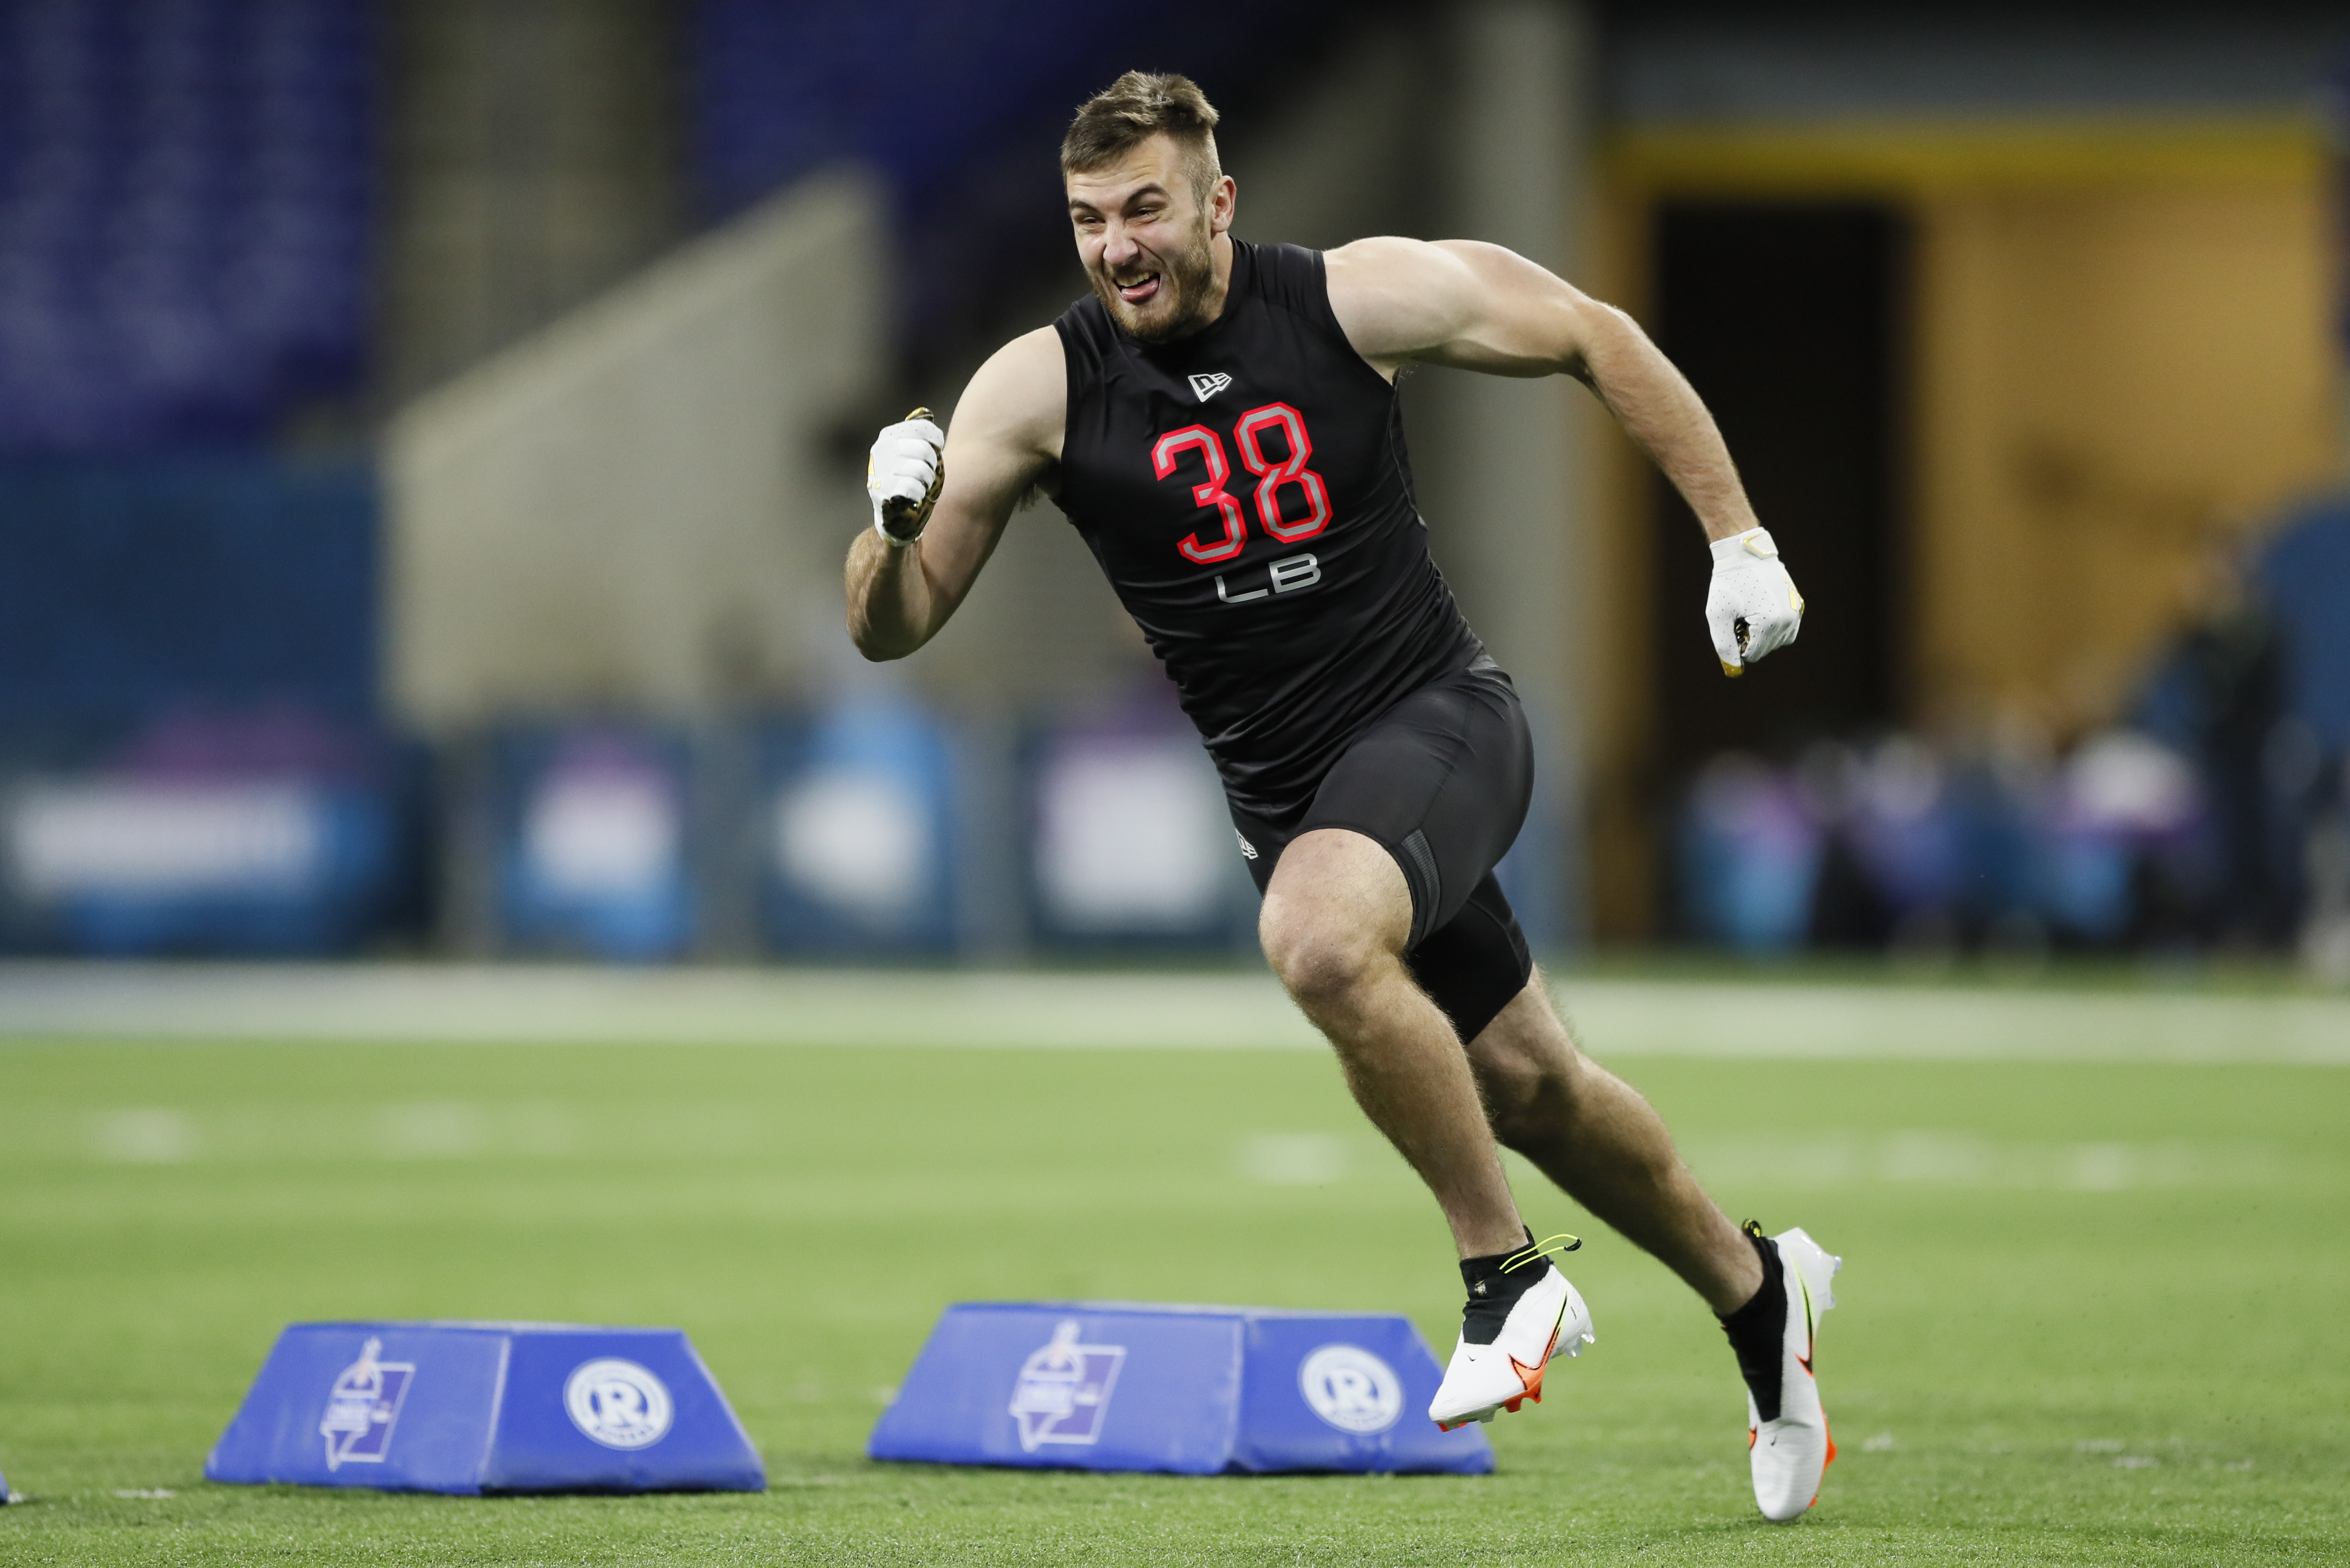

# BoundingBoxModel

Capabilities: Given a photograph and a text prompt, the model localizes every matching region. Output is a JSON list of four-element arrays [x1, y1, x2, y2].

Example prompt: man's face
[[1067, 135, 1232, 343]]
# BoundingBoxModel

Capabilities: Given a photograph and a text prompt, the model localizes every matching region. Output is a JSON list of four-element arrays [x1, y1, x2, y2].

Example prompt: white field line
[[0, 963, 2342, 1063], [1554, 983, 2350, 1065]]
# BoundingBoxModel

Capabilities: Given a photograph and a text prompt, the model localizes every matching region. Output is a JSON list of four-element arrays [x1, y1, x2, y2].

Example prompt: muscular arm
[[1325, 236, 1758, 543], [846, 327, 1066, 659]]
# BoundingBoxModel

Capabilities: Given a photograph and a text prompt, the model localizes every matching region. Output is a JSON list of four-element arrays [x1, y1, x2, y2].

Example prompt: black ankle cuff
[[1458, 1230, 1549, 1346], [1718, 1223, 1787, 1421]]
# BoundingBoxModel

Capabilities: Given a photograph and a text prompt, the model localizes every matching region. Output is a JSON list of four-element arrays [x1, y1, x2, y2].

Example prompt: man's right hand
[[867, 411, 946, 545], [846, 329, 1062, 661], [1705, 527, 1804, 677]]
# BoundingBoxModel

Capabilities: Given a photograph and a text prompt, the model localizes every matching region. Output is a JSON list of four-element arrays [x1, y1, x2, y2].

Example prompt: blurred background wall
[[0, 0, 2343, 969]]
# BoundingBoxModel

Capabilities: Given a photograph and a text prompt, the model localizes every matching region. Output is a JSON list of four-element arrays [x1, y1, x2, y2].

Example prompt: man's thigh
[[1235, 670, 1530, 929], [1305, 667, 1532, 945], [1232, 666, 1535, 1037]]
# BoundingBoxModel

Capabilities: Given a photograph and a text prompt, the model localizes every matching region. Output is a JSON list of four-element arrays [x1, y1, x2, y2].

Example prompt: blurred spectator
[[1674, 497, 2350, 965], [1677, 724, 2219, 960], [2132, 534, 2298, 946], [2248, 499, 2350, 976], [2041, 729, 2207, 949], [1678, 753, 1821, 953]]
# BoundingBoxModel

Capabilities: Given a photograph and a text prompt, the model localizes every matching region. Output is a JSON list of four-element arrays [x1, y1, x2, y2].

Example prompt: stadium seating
[[0, 2, 382, 952], [0, 0, 372, 450], [691, 0, 1354, 346]]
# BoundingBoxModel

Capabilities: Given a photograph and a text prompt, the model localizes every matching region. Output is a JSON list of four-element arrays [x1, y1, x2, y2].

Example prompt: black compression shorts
[[1228, 660, 1535, 1043]]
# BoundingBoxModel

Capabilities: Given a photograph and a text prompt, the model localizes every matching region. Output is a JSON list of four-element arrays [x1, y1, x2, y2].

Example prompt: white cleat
[[1428, 1264, 1594, 1431], [1750, 1226, 1842, 1522]]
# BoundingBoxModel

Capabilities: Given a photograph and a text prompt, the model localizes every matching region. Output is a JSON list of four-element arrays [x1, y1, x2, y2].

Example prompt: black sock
[[1717, 1221, 1786, 1422], [1458, 1230, 1550, 1346]]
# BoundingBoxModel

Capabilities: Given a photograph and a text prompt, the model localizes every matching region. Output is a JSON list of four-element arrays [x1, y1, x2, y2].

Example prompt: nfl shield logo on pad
[[1007, 1320, 1125, 1452], [319, 1338, 414, 1469]]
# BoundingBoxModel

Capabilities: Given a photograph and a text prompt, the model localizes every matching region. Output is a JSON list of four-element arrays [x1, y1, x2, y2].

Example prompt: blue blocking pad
[[205, 1322, 764, 1495], [869, 1303, 1493, 1475]]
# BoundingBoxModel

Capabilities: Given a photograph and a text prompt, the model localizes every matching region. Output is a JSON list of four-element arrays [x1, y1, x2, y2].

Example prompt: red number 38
[[1151, 402, 1332, 564]]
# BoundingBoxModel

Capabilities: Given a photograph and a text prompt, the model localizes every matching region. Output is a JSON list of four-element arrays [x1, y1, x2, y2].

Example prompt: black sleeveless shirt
[[1053, 240, 1485, 825]]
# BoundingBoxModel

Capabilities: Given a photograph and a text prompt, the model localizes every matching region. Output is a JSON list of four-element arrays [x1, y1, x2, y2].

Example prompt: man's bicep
[[919, 328, 1066, 609], [1326, 236, 1486, 365], [1410, 241, 1600, 377]]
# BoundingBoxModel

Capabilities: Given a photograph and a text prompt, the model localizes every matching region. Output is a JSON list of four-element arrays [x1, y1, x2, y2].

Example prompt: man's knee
[[1259, 898, 1388, 1013], [1257, 829, 1412, 1012]]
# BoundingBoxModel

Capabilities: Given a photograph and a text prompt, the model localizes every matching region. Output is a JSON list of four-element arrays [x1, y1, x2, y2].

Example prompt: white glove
[[1705, 526, 1804, 677], [866, 409, 945, 545]]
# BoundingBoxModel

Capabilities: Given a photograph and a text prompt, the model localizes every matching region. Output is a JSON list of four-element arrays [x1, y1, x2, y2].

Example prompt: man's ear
[[1209, 174, 1237, 237]]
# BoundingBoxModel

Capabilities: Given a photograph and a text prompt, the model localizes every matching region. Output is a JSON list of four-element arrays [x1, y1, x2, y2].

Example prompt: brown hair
[[1061, 71, 1222, 208]]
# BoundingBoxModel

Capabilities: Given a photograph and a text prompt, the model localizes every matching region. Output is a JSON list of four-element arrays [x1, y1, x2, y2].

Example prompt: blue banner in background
[[1024, 709, 1249, 953], [758, 698, 957, 956], [490, 726, 695, 962], [0, 708, 420, 956], [0, 457, 413, 955]]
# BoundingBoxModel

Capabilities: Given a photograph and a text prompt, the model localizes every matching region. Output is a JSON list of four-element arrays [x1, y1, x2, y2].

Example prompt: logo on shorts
[[1297, 1344, 1403, 1434], [564, 1358, 674, 1450], [1008, 1320, 1126, 1452], [319, 1337, 414, 1469], [1235, 829, 1258, 860], [1188, 372, 1232, 403]]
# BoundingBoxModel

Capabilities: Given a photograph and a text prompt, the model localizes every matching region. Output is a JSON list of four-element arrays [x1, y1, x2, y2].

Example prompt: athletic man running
[[846, 72, 1840, 1521]]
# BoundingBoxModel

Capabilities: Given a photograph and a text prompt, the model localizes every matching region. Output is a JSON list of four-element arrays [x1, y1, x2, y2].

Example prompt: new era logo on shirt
[[1188, 372, 1232, 403]]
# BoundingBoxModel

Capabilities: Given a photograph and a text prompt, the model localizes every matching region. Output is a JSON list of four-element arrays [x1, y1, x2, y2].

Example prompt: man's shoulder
[[1323, 236, 1455, 293], [1001, 322, 1069, 363], [1324, 238, 1479, 368], [957, 326, 1067, 455]]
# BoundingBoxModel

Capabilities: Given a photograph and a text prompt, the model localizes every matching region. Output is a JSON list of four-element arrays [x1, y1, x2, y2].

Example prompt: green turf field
[[1, 972, 2345, 1564]]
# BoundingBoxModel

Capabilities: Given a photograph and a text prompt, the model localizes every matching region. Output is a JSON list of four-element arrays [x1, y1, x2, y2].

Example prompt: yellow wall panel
[[1588, 118, 2340, 936], [1914, 181, 2336, 730]]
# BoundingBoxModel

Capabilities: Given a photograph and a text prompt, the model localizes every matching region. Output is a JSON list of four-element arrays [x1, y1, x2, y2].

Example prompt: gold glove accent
[[879, 406, 945, 543]]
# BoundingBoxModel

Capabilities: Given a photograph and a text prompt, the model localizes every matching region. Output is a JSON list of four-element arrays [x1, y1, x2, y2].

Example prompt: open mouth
[[1113, 272, 1160, 306]]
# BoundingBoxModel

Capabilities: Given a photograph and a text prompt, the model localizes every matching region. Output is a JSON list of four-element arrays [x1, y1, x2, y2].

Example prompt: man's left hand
[[1705, 528, 1804, 677]]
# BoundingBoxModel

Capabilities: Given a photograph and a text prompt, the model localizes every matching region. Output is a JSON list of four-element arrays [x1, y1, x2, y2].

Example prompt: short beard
[[1090, 222, 1218, 344]]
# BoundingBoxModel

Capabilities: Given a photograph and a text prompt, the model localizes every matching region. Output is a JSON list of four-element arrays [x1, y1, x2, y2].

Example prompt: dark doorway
[[1648, 201, 1908, 777]]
